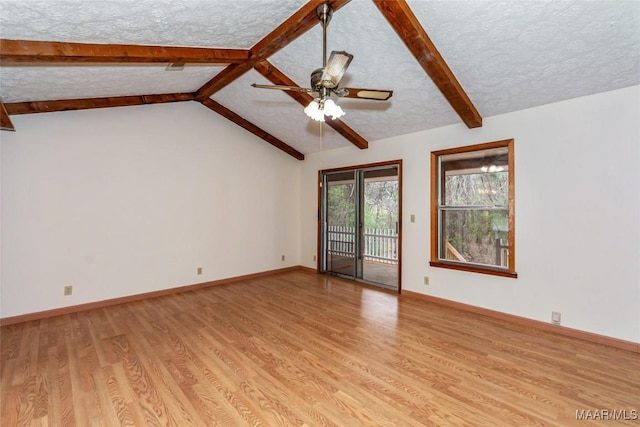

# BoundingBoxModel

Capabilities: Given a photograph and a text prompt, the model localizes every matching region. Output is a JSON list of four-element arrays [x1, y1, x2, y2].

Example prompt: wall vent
[[166, 62, 186, 71]]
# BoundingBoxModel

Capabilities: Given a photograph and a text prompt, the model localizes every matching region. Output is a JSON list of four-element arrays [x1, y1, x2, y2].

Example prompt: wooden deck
[[328, 255, 398, 289], [2, 269, 639, 426], [361, 259, 398, 288]]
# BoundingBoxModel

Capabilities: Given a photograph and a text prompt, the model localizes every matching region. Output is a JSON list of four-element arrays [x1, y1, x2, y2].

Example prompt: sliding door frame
[[317, 159, 403, 293]]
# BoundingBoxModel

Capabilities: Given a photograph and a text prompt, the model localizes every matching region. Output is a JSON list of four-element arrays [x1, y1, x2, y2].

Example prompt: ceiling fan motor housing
[[310, 67, 325, 91]]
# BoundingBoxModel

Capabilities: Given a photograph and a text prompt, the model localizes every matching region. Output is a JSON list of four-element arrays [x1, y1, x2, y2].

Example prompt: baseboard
[[7, 270, 634, 354], [297, 265, 318, 274], [0, 266, 305, 327], [401, 290, 639, 353]]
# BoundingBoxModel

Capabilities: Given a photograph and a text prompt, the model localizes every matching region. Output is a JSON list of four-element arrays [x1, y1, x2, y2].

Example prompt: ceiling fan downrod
[[316, 3, 333, 68]]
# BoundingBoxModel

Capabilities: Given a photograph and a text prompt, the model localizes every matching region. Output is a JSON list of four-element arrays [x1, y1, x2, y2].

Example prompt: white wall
[[1, 101, 301, 318], [300, 86, 640, 343], [2, 87, 638, 344]]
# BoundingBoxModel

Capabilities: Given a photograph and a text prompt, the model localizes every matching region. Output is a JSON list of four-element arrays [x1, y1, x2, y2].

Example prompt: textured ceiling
[[0, 0, 302, 48], [1, 0, 639, 157]]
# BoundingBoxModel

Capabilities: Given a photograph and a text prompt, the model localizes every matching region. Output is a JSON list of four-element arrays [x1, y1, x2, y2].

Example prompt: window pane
[[444, 172, 508, 207], [441, 209, 509, 268]]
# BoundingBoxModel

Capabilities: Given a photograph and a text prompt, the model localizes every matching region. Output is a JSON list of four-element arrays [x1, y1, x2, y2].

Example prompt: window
[[430, 139, 516, 278]]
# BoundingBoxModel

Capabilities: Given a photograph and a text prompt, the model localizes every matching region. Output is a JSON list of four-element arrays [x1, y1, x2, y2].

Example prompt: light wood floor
[[2, 270, 639, 426]]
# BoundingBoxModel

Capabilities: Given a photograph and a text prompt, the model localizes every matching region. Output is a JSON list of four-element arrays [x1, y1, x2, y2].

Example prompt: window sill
[[429, 260, 518, 279]]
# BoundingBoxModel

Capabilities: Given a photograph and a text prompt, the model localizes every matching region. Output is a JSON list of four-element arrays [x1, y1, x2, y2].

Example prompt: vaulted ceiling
[[1, 0, 639, 160]]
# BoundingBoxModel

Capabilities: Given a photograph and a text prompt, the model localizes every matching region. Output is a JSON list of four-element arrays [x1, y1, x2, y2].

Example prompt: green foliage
[[364, 180, 398, 229], [443, 172, 508, 265], [327, 180, 399, 230], [327, 184, 355, 227]]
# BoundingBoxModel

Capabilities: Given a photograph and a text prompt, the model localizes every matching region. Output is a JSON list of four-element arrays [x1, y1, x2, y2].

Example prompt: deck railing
[[444, 239, 509, 267], [445, 241, 467, 262], [495, 238, 509, 267], [327, 226, 398, 264]]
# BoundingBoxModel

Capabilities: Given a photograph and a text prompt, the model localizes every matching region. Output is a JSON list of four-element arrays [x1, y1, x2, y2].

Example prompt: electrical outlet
[[64, 285, 73, 296], [423, 276, 429, 285], [197, 267, 202, 275], [281, 254, 285, 261], [313, 255, 316, 261], [410, 214, 416, 223], [551, 311, 561, 325]]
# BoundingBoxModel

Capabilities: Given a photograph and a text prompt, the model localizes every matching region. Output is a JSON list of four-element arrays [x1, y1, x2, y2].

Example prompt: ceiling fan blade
[[251, 83, 313, 93], [320, 51, 353, 88], [339, 88, 393, 101]]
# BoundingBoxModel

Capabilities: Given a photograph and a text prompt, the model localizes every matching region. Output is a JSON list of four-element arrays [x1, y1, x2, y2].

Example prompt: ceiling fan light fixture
[[322, 98, 345, 119], [304, 98, 325, 122], [304, 96, 345, 122], [251, 3, 392, 124]]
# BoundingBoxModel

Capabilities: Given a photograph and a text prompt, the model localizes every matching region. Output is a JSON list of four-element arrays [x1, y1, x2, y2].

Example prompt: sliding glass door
[[323, 170, 357, 277], [320, 162, 401, 290]]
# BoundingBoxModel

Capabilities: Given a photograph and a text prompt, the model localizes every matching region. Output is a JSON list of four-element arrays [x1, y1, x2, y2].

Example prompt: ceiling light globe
[[304, 100, 325, 122], [312, 110, 326, 122], [322, 98, 345, 119]]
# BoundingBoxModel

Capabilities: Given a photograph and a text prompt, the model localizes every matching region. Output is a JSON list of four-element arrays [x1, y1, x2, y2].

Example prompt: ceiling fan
[[251, 3, 393, 122]]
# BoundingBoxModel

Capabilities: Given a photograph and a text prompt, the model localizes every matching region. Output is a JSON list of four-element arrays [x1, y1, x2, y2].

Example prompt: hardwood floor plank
[[258, 367, 341, 426], [2, 385, 21, 426], [2, 271, 639, 426], [55, 335, 75, 426], [113, 332, 204, 427], [65, 324, 90, 425], [144, 321, 265, 425], [102, 365, 137, 426], [33, 373, 49, 420]]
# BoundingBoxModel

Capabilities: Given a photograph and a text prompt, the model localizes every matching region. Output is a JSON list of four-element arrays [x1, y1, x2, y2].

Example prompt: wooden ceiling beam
[[254, 60, 368, 150], [249, 0, 351, 60], [0, 39, 249, 64], [4, 93, 194, 115], [372, 0, 482, 128], [194, 62, 254, 102], [195, 0, 351, 100], [1, 100, 15, 131], [1, 1, 357, 158], [253, 62, 315, 107], [200, 98, 304, 160]]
